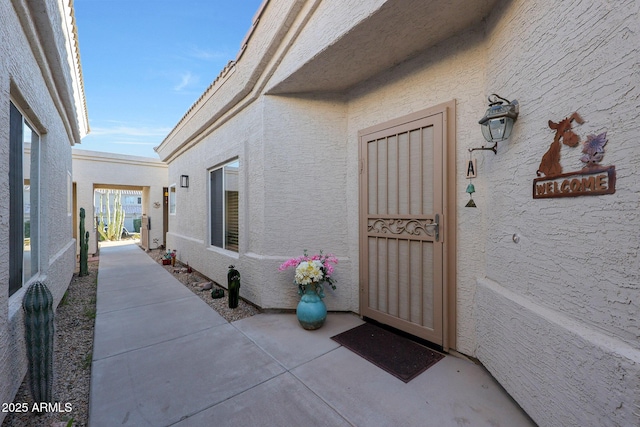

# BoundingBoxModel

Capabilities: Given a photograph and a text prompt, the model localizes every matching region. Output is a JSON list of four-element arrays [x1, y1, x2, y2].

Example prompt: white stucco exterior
[[474, 2, 640, 426], [72, 149, 168, 255], [157, 1, 639, 425], [0, 0, 88, 420]]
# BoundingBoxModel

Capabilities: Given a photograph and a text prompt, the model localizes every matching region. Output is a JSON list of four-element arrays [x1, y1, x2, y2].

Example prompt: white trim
[[72, 148, 167, 168], [21, 110, 41, 287], [59, 0, 89, 137], [206, 245, 240, 260], [207, 158, 239, 252]]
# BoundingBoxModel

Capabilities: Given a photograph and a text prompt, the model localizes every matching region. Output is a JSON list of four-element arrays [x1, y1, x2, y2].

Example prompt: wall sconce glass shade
[[478, 94, 519, 143], [180, 175, 189, 188]]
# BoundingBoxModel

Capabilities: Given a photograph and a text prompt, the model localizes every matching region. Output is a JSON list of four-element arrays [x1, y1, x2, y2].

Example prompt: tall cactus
[[228, 265, 241, 309], [115, 191, 125, 240], [79, 207, 89, 276], [98, 190, 126, 241], [106, 190, 112, 239], [105, 190, 125, 241], [97, 193, 107, 241], [22, 281, 54, 404]]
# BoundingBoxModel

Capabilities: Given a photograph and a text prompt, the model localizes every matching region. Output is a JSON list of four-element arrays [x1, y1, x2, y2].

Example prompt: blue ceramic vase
[[296, 282, 326, 330]]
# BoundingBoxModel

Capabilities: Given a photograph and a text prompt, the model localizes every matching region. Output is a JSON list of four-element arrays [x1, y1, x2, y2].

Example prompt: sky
[[74, 0, 264, 158]]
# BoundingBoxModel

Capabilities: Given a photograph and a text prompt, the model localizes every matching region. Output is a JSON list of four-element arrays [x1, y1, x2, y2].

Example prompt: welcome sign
[[533, 165, 616, 198], [533, 113, 616, 199]]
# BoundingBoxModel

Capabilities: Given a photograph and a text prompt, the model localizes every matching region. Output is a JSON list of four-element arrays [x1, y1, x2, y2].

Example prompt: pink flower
[[279, 250, 338, 290]]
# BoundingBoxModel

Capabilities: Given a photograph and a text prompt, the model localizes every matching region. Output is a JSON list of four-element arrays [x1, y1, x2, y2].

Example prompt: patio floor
[[89, 242, 536, 426]]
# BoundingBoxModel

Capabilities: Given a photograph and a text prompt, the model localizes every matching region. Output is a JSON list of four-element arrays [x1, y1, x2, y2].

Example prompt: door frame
[[163, 186, 169, 247], [358, 100, 457, 351]]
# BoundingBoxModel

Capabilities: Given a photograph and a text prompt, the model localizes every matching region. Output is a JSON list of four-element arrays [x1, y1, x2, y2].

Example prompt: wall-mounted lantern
[[180, 175, 189, 188], [464, 94, 518, 207], [473, 94, 519, 154]]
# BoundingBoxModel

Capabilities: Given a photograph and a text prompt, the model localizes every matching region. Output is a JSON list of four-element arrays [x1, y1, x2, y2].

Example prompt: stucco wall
[[259, 94, 352, 310], [166, 94, 354, 311], [267, 0, 386, 88], [0, 0, 82, 420], [474, 0, 640, 425], [157, 0, 639, 425], [72, 149, 168, 255], [484, 0, 639, 350], [166, 101, 264, 304], [163, 0, 491, 321]]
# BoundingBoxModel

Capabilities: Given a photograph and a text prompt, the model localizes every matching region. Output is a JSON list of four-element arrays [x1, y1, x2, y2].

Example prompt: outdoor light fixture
[[473, 94, 519, 154], [180, 175, 189, 188]]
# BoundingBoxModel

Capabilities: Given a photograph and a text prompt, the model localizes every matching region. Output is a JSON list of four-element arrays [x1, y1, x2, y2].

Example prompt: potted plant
[[279, 250, 338, 330]]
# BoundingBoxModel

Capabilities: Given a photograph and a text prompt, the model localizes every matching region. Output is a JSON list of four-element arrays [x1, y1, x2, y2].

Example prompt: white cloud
[[111, 141, 158, 146], [89, 126, 172, 138], [192, 50, 214, 60], [174, 72, 194, 91], [188, 46, 227, 61]]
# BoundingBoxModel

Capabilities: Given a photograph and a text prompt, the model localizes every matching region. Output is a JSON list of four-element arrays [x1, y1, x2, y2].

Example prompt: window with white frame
[[209, 159, 239, 252], [9, 102, 40, 296], [169, 185, 176, 215]]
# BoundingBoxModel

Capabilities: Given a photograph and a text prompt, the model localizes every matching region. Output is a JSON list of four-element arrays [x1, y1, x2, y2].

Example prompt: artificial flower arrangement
[[279, 250, 338, 296]]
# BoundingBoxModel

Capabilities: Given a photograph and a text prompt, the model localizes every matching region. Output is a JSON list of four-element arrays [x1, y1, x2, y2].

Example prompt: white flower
[[294, 260, 324, 285]]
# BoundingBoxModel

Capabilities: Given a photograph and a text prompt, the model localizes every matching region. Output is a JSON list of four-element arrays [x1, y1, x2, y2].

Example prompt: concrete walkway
[[89, 242, 535, 427]]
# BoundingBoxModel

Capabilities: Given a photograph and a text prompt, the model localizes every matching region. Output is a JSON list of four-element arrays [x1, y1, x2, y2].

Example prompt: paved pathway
[[89, 242, 536, 426]]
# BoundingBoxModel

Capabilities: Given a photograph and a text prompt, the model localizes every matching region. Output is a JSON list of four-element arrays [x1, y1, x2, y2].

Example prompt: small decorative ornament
[[537, 113, 584, 177], [465, 150, 477, 207], [466, 158, 477, 178], [580, 132, 607, 165], [465, 182, 477, 208]]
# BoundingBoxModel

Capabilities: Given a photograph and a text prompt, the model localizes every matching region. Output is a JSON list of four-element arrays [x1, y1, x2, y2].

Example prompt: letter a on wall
[[466, 159, 477, 179]]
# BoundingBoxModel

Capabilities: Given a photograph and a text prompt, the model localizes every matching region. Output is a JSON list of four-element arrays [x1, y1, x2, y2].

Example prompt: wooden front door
[[359, 106, 450, 346]]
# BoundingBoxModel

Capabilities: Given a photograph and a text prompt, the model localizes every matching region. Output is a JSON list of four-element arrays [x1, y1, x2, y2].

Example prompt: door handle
[[424, 214, 439, 241]]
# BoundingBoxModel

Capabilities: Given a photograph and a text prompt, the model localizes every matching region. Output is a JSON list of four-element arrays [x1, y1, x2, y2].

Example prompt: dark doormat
[[331, 322, 444, 383]]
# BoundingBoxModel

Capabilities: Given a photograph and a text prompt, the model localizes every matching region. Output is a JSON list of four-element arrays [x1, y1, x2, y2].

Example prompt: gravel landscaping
[[2, 260, 98, 427], [2, 244, 259, 427], [146, 247, 260, 322]]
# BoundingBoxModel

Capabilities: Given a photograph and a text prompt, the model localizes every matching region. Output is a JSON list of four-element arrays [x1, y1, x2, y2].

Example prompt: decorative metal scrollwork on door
[[367, 215, 439, 241]]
